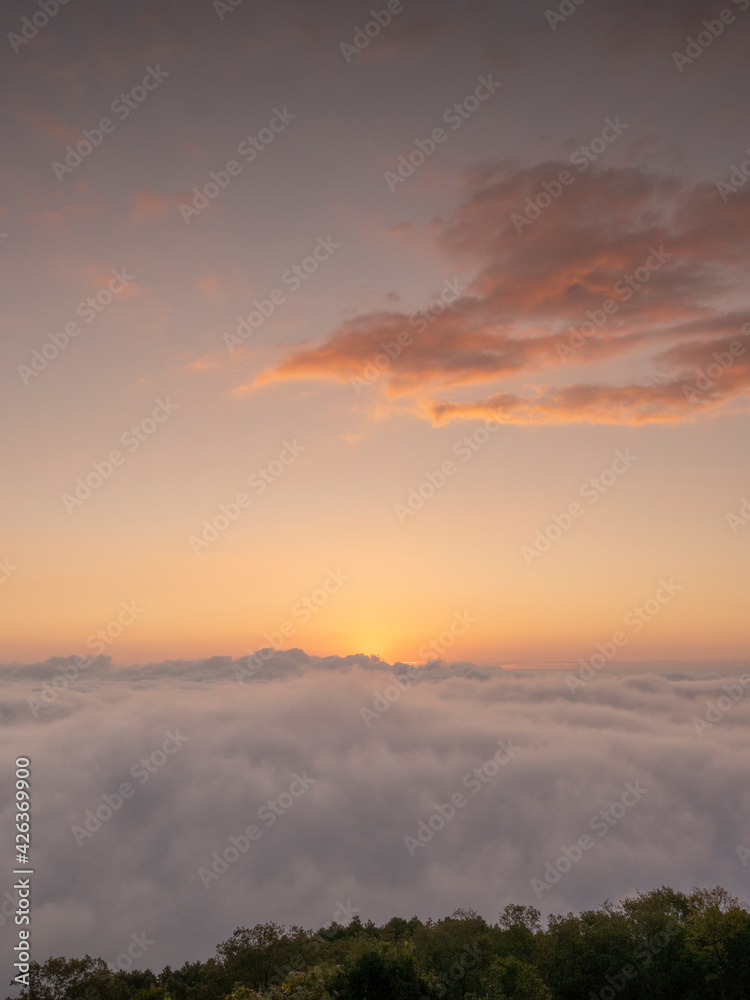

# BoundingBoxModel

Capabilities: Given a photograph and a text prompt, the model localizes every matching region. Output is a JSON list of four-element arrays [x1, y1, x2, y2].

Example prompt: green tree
[[685, 887, 750, 1000], [615, 886, 694, 1000], [158, 958, 228, 1000], [216, 923, 310, 992], [496, 906, 542, 966], [471, 957, 551, 1000], [331, 944, 440, 1000], [128, 986, 174, 1000], [12, 956, 123, 1000], [224, 964, 339, 1000], [411, 909, 490, 1000]]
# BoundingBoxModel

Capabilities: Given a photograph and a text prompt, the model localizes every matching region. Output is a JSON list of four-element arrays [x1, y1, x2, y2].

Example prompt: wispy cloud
[[254, 164, 750, 425]]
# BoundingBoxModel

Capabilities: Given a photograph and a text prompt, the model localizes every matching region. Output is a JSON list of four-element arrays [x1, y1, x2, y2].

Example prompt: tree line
[[10, 885, 750, 1000]]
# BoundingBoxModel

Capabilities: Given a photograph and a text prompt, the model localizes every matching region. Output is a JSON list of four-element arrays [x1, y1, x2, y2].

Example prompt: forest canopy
[[11, 886, 750, 1000]]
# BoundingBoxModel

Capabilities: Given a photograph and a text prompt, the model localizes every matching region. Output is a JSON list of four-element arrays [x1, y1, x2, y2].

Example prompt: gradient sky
[[2, 0, 750, 667]]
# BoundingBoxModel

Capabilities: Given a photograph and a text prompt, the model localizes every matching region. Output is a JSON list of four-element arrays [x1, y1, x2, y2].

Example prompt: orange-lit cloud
[[196, 274, 223, 299], [38, 202, 104, 226], [185, 355, 222, 372], [130, 187, 170, 223], [253, 164, 750, 426], [21, 110, 80, 144]]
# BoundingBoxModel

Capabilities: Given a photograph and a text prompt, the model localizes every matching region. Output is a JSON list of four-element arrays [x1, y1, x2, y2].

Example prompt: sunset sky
[[2, 0, 750, 667], [4, 0, 750, 983]]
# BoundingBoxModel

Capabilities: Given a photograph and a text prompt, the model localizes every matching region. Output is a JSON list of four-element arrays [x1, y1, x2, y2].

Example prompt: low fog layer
[[1, 651, 749, 982]]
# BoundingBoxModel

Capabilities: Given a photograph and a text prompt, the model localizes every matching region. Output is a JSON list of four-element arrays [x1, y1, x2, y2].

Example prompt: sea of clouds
[[1, 650, 749, 984]]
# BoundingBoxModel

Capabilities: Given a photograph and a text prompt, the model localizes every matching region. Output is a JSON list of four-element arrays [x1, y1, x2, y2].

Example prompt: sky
[[1, 0, 750, 666], [1, 0, 750, 982]]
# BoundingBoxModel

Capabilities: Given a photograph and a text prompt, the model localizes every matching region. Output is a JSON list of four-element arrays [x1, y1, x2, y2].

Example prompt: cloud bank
[[2, 651, 749, 983]]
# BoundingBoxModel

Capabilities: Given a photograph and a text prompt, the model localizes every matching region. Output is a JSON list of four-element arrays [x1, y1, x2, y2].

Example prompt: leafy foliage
[[10, 887, 750, 1000]]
